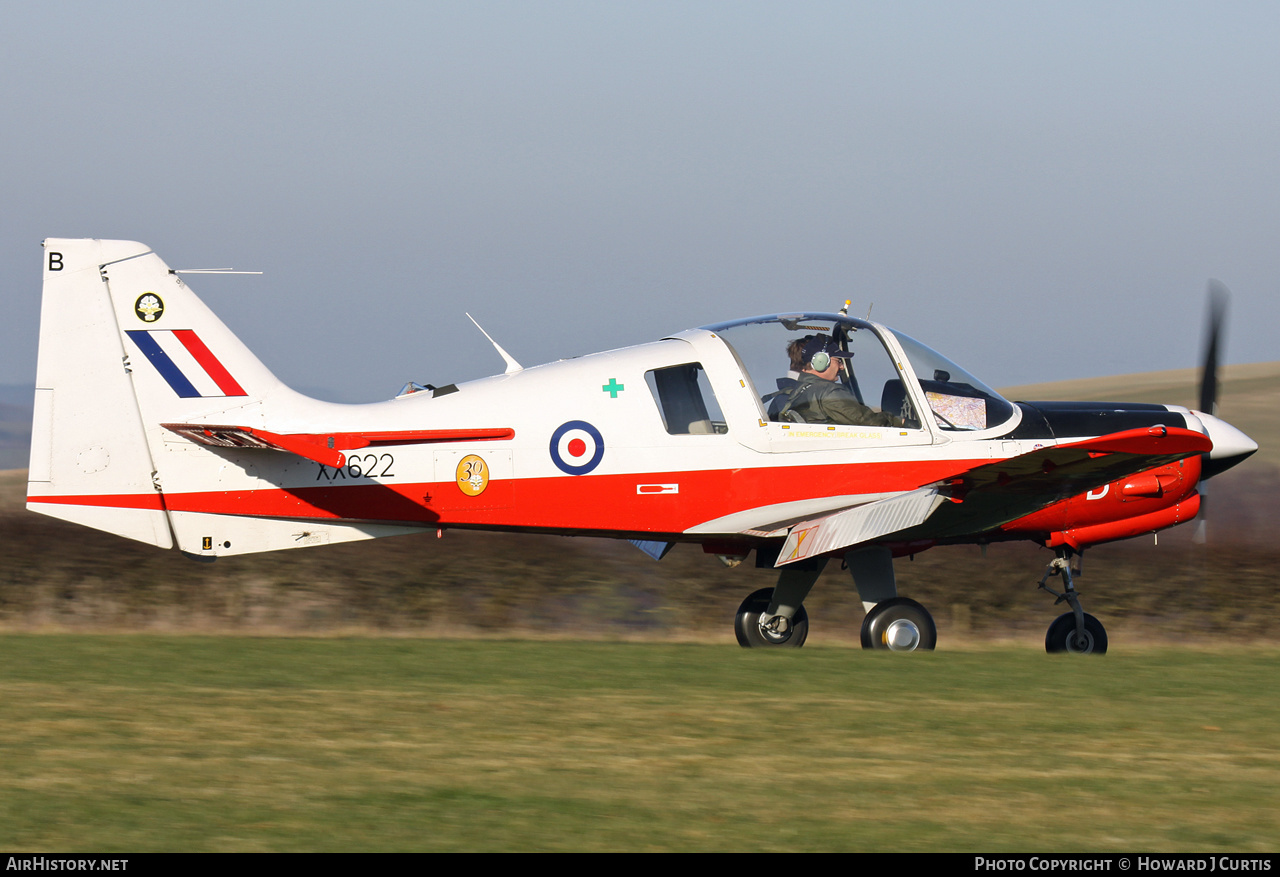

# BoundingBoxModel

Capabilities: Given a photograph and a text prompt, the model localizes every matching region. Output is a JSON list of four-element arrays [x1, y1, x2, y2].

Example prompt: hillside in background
[[1002, 361, 1280, 471], [0, 385, 32, 470], [2, 365, 1275, 641]]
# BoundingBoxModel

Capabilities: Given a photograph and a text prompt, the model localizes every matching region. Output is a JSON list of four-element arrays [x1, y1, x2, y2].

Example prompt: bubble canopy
[[701, 313, 1017, 434]]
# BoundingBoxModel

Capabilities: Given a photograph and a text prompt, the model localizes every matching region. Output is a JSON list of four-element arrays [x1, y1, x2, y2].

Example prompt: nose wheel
[[1045, 612, 1108, 654], [1038, 550, 1109, 655]]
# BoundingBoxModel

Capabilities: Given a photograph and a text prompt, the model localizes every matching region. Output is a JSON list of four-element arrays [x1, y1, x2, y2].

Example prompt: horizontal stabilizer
[[162, 424, 515, 468]]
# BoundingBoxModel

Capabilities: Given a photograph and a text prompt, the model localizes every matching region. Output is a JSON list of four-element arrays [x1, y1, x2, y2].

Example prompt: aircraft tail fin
[[26, 238, 287, 547]]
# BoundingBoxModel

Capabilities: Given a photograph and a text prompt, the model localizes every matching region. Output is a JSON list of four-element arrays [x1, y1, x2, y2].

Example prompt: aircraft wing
[[775, 425, 1212, 566], [162, 423, 514, 469]]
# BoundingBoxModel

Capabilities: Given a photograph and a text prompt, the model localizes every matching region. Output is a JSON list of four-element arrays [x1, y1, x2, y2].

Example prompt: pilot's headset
[[805, 334, 839, 372]]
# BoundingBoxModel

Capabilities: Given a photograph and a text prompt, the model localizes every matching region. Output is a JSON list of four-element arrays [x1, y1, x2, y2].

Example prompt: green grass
[[1, 636, 1277, 851]]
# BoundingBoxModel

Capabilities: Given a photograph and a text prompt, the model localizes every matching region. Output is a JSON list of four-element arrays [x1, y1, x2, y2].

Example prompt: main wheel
[[860, 597, 937, 651], [734, 587, 809, 648], [1045, 612, 1108, 654]]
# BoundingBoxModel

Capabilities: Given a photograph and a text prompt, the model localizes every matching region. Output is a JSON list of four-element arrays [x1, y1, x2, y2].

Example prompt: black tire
[[734, 587, 809, 648], [860, 597, 937, 651], [1045, 612, 1108, 654]]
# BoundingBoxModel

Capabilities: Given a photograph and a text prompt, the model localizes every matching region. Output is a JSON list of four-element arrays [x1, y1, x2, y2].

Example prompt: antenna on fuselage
[[170, 268, 264, 275], [465, 313, 524, 375]]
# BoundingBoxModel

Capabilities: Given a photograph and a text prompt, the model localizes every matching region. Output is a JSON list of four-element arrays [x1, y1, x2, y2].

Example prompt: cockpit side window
[[645, 363, 728, 435], [711, 318, 919, 428]]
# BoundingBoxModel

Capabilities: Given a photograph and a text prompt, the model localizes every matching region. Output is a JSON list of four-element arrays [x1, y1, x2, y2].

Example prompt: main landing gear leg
[[1038, 548, 1108, 655], [734, 559, 825, 648], [846, 546, 937, 651]]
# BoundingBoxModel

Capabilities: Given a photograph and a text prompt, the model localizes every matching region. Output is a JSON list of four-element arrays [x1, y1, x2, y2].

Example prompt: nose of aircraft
[[1195, 412, 1258, 478]]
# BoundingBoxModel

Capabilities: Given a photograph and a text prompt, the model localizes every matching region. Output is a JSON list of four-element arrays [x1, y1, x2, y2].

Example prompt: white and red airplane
[[27, 239, 1257, 653]]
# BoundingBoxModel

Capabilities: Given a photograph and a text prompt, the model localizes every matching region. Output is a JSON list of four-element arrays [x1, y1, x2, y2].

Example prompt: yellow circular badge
[[455, 454, 489, 496]]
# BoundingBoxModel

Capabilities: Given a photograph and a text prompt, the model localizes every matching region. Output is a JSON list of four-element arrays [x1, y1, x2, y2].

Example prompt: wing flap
[[775, 487, 943, 566]]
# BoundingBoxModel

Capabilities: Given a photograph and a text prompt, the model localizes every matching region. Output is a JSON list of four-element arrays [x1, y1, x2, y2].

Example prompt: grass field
[[1, 635, 1277, 852]]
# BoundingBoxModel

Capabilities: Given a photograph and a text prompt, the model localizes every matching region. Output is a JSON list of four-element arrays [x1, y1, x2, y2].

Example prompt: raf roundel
[[549, 420, 604, 475]]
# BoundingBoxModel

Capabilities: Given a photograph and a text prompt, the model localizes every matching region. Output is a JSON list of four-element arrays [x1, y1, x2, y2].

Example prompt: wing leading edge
[[775, 426, 1212, 566]]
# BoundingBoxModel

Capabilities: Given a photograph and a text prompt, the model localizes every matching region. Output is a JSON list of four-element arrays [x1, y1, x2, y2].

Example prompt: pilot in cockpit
[[772, 334, 903, 427]]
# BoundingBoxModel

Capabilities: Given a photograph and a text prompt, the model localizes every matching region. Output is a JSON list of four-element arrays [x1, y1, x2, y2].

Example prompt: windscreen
[[888, 330, 1015, 431]]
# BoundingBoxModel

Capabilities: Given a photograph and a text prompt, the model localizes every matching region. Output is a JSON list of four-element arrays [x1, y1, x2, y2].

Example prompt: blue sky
[[3, 2, 1277, 401]]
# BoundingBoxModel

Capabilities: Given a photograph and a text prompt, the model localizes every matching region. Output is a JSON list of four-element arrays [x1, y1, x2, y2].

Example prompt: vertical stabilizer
[[28, 240, 174, 546], [28, 238, 423, 558]]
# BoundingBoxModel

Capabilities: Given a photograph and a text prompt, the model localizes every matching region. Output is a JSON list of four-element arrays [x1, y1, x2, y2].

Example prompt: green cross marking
[[602, 378, 625, 398]]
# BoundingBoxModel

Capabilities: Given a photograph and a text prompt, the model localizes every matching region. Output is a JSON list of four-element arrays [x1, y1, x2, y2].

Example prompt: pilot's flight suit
[[778, 374, 902, 427]]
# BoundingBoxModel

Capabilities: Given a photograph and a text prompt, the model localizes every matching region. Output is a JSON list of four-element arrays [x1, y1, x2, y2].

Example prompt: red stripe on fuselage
[[27, 492, 166, 511], [28, 458, 980, 535]]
